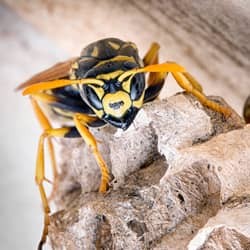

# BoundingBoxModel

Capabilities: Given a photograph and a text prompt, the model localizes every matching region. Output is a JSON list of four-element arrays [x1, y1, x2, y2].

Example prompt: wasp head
[[80, 73, 145, 130]]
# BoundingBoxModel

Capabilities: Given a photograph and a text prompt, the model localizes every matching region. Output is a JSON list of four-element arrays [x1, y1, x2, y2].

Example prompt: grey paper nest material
[[49, 93, 250, 250]]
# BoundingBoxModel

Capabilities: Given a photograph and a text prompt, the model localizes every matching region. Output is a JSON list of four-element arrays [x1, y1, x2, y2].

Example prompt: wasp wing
[[16, 57, 77, 91]]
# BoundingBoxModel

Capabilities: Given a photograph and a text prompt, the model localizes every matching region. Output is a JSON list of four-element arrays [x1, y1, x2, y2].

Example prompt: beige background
[[0, 1, 249, 249], [0, 4, 66, 250]]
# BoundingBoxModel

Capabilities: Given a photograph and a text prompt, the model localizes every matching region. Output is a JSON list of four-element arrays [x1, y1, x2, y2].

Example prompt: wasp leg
[[36, 126, 73, 250], [143, 42, 160, 66], [171, 71, 231, 116], [139, 61, 231, 116], [181, 72, 203, 93], [143, 43, 167, 103], [73, 113, 110, 193], [30, 96, 59, 202], [22, 78, 104, 96]]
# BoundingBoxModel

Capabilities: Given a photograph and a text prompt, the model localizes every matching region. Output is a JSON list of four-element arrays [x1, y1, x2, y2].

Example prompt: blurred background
[[0, 1, 249, 249]]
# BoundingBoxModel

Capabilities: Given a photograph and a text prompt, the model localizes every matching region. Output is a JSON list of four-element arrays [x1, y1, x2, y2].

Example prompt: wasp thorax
[[102, 91, 131, 118]]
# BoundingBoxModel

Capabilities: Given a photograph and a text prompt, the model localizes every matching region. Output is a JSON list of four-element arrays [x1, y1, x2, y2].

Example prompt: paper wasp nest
[[49, 93, 250, 250]]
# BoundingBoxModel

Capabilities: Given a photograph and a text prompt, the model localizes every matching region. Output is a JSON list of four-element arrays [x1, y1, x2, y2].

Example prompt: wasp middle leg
[[36, 126, 73, 250], [30, 96, 81, 249], [30, 97, 59, 201], [171, 71, 231, 116], [142, 43, 231, 116]]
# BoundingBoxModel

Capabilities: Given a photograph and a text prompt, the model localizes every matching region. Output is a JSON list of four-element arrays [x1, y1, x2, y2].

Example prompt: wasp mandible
[[17, 38, 231, 249]]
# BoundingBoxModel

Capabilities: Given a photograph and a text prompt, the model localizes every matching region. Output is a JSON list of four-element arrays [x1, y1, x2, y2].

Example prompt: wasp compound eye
[[130, 74, 145, 101], [84, 86, 103, 110]]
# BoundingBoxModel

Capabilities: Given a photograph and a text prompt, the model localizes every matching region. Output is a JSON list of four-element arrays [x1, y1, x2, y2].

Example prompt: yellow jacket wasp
[[17, 38, 231, 249]]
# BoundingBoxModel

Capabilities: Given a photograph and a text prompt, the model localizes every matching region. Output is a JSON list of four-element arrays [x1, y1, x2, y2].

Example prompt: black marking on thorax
[[72, 38, 141, 80]]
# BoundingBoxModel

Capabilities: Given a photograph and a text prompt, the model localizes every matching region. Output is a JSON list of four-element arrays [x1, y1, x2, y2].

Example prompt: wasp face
[[81, 73, 145, 130]]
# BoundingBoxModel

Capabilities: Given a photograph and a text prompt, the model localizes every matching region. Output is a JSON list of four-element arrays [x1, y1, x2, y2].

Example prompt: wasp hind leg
[[30, 96, 80, 250], [36, 126, 73, 250]]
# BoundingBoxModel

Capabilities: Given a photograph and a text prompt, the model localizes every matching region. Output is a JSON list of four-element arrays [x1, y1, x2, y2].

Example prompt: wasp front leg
[[73, 113, 110, 193]]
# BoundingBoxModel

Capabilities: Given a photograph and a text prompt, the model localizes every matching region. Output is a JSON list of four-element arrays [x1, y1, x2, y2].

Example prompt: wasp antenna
[[22, 79, 78, 95], [118, 62, 186, 82], [140, 62, 186, 74], [22, 78, 105, 96]]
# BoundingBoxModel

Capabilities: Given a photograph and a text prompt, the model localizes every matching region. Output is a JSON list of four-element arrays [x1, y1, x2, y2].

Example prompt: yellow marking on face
[[96, 70, 124, 81], [94, 55, 136, 68], [118, 71, 136, 83], [102, 91, 131, 118], [108, 41, 120, 50], [133, 90, 145, 108], [78, 78, 104, 86], [91, 46, 99, 57], [89, 85, 105, 100], [122, 75, 133, 93]]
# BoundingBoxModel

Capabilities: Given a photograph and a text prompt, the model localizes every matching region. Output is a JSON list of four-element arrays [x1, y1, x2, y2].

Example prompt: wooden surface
[[4, 0, 250, 114]]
